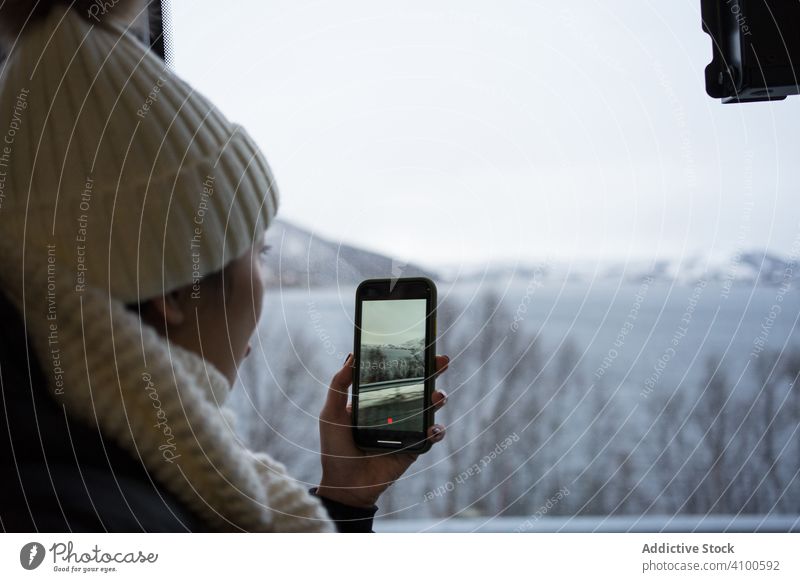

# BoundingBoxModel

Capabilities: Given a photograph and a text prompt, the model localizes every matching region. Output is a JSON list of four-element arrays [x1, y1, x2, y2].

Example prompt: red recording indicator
[[387, 417, 393, 424]]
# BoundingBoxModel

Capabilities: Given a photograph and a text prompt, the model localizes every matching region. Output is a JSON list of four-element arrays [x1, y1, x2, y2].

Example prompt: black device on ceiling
[[702, 0, 800, 103]]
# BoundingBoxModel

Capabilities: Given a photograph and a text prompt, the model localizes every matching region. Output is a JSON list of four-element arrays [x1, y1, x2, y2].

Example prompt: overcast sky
[[169, 0, 800, 270], [360, 299, 427, 345]]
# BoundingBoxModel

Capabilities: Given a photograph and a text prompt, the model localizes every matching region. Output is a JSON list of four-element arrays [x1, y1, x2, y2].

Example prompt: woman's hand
[[316, 353, 450, 508]]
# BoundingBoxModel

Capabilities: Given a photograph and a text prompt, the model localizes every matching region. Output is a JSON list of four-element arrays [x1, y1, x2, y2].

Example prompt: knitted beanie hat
[[0, 2, 278, 303]]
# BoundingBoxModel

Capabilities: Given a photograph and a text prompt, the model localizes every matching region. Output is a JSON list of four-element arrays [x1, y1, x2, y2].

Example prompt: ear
[[148, 291, 186, 327]]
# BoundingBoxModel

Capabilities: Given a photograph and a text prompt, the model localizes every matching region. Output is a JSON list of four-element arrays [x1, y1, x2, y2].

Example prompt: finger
[[433, 354, 450, 378], [428, 424, 446, 443], [432, 389, 448, 409], [398, 451, 420, 465], [324, 352, 354, 411]]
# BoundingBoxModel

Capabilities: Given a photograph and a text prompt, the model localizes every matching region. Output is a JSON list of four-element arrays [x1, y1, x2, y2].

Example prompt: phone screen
[[357, 298, 427, 433]]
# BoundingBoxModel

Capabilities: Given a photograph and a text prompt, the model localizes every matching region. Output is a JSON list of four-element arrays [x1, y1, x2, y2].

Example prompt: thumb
[[324, 352, 354, 412]]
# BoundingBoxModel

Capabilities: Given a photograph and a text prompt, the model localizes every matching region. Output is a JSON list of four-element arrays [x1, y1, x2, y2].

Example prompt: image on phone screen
[[357, 299, 427, 432]]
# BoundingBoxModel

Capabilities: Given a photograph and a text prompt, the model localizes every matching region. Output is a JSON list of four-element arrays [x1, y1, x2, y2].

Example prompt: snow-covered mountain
[[449, 251, 799, 288], [265, 220, 798, 289], [263, 219, 439, 287]]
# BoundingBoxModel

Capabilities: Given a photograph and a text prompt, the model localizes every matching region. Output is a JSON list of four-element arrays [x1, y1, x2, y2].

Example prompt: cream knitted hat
[[0, 2, 278, 303]]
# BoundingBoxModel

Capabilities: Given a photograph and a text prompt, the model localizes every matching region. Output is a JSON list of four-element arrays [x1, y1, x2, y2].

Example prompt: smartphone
[[352, 277, 437, 454]]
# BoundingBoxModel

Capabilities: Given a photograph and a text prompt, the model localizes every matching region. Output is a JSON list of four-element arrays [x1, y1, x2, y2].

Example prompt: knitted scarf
[[0, 238, 335, 532]]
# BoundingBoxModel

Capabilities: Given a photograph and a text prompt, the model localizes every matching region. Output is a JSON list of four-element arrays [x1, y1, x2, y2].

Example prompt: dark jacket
[[0, 289, 376, 533]]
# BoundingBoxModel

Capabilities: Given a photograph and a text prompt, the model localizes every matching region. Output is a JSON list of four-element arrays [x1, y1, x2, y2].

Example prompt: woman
[[0, 0, 449, 532]]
